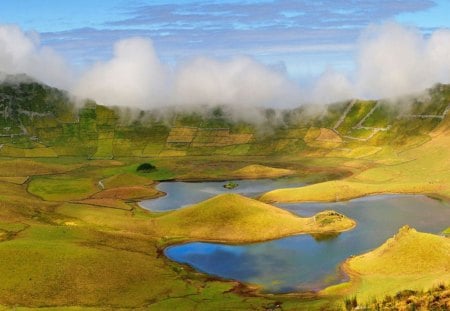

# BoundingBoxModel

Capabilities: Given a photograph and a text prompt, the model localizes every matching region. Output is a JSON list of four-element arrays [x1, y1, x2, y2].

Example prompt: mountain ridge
[[0, 73, 449, 159]]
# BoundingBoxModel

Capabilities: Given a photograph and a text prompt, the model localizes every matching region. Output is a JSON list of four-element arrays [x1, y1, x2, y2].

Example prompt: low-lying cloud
[[172, 56, 301, 108], [0, 24, 72, 89], [76, 40, 302, 109], [355, 22, 450, 99], [1, 22, 450, 109], [75, 38, 169, 108], [310, 22, 450, 103]]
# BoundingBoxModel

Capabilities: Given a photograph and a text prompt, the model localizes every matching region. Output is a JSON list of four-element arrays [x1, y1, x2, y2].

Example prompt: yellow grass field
[[231, 164, 295, 179], [323, 226, 450, 302]]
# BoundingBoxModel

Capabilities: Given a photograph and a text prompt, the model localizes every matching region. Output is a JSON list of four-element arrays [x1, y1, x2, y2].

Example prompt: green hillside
[[0, 74, 449, 310], [1, 74, 450, 159]]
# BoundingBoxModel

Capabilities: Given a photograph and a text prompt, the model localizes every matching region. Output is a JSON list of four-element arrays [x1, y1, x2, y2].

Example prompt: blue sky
[[1, 0, 449, 80]]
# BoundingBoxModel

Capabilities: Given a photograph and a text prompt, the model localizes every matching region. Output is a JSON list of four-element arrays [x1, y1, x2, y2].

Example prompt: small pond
[[139, 178, 307, 212]]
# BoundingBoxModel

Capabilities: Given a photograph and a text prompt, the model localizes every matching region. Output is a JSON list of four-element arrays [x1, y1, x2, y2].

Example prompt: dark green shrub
[[136, 163, 156, 173]]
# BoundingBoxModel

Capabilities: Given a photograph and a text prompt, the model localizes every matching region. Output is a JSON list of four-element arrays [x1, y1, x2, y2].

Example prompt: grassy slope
[[0, 158, 346, 310], [0, 220, 280, 309], [1, 79, 450, 309], [156, 193, 355, 242], [260, 179, 438, 203], [101, 173, 154, 188], [0, 147, 443, 310], [0, 159, 74, 177], [91, 186, 161, 200], [0, 151, 446, 309], [323, 226, 450, 303], [28, 176, 99, 201], [261, 118, 450, 203]]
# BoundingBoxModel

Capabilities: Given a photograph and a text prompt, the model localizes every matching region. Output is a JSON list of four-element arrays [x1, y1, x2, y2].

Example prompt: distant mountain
[[0, 73, 449, 159]]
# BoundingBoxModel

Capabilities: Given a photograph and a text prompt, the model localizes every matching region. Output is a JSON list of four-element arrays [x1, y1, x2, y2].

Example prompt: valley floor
[[0, 124, 449, 310]]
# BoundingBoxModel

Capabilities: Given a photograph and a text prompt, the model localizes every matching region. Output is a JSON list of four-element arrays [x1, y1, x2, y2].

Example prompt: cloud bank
[[355, 22, 450, 99], [0, 24, 72, 89], [172, 56, 301, 108], [75, 39, 301, 109], [1, 22, 450, 109], [75, 38, 168, 108]]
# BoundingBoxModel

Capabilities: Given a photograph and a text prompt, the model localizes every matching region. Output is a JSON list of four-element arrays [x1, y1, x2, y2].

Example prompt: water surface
[[139, 178, 306, 212], [164, 193, 450, 293]]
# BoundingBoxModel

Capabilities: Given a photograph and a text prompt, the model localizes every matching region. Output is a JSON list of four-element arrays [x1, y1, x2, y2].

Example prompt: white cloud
[[2, 22, 450, 109], [0, 24, 72, 89], [310, 67, 353, 103], [355, 22, 450, 99], [173, 56, 302, 108], [75, 37, 169, 109]]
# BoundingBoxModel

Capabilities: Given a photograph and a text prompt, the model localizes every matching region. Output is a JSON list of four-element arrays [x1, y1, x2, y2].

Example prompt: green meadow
[[0, 77, 449, 309]]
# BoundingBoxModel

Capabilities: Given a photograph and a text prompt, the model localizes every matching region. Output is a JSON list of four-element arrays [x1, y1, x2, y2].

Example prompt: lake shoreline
[[159, 189, 450, 295]]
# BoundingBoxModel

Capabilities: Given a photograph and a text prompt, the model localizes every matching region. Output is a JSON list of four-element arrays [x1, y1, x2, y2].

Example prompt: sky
[[0, 0, 450, 108]]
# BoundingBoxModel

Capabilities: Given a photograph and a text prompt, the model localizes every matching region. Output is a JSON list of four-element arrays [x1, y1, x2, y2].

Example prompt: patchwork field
[[0, 156, 350, 310]]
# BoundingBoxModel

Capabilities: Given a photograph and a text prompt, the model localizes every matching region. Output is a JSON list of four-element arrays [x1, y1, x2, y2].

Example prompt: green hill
[[156, 193, 355, 242], [323, 226, 450, 302], [1, 74, 450, 159]]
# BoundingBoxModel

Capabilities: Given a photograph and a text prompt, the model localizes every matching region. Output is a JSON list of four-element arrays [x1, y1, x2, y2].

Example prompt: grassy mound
[[156, 193, 355, 242], [348, 226, 450, 275], [324, 226, 450, 302], [231, 164, 294, 179]]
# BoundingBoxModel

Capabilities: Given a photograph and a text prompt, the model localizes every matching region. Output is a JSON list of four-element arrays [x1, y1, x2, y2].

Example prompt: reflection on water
[[139, 178, 307, 212], [165, 194, 450, 293], [310, 232, 341, 242]]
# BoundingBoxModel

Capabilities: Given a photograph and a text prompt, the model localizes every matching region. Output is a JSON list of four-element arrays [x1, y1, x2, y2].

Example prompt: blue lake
[[144, 181, 450, 293]]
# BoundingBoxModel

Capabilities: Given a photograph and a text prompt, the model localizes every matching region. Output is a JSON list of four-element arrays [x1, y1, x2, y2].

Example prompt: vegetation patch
[[91, 186, 162, 200], [336, 100, 377, 134], [351, 283, 450, 311], [316, 128, 342, 142], [443, 227, 450, 236], [136, 162, 156, 173], [28, 176, 98, 201], [103, 163, 175, 181], [101, 173, 154, 189], [0, 176, 29, 185], [72, 199, 132, 210], [0, 159, 72, 177], [223, 181, 239, 189]]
